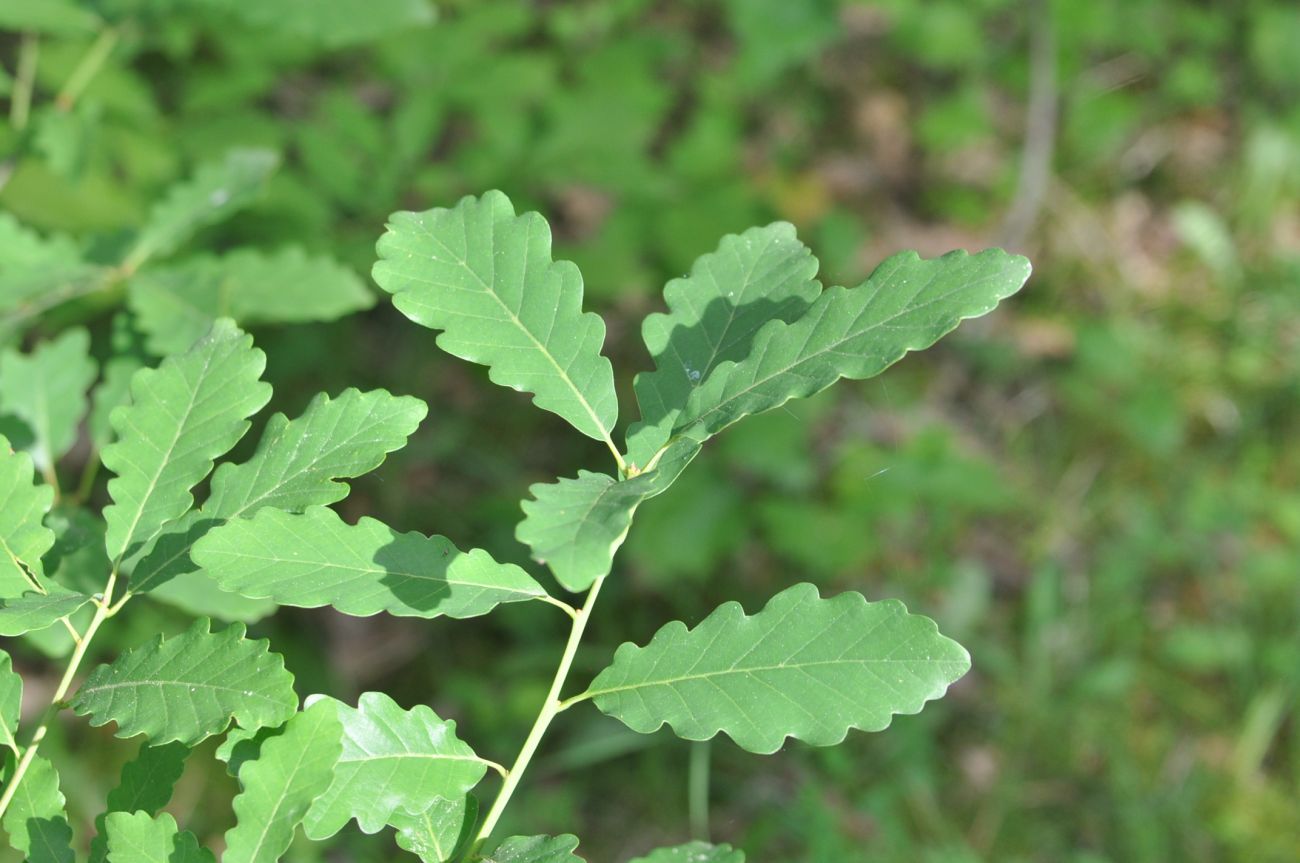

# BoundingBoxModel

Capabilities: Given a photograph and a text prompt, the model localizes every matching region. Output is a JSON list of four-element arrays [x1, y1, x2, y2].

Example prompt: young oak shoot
[[0, 190, 1029, 863]]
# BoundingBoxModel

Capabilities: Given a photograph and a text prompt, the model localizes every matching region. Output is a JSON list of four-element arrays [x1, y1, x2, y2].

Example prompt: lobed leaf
[[480, 835, 585, 863], [90, 315, 149, 450], [626, 223, 820, 466], [675, 250, 1032, 441], [71, 618, 297, 745], [584, 582, 971, 754], [90, 742, 191, 863], [224, 700, 341, 863], [0, 214, 108, 339], [123, 149, 279, 272], [141, 571, 277, 624], [203, 388, 427, 518], [303, 692, 490, 838], [1, 650, 20, 754], [0, 328, 97, 473], [391, 795, 478, 863], [1, 754, 74, 863], [0, 589, 92, 636], [128, 387, 425, 598], [373, 190, 618, 442], [516, 439, 699, 592], [102, 319, 271, 563], [128, 248, 373, 356], [627, 843, 744, 863], [0, 439, 55, 596], [194, 505, 546, 619], [103, 811, 213, 863]]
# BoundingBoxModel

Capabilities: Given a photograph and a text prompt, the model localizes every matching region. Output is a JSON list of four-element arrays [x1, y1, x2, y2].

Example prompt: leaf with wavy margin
[[373, 190, 617, 442], [71, 618, 297, 745], [194, 506, 545, 619], [582, 583, 970, 754], [303, 692, 489, 838], [675, 250, 1031, 442]]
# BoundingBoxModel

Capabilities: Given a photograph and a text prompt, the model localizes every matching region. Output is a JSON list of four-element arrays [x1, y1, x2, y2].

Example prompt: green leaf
[[142, 572, 277, 624], [203, 0, 436, 48], [0, 1, 101, 35], [90, 316, 148, 451], [0, 589, 92, 636], [480, 835, 585, 863], [0, 215, 108, 338], [103, 811, 213, 863], [1, 754, 74, 863], [102, 318, 271, 563], [224, 700, 342, 863], [0, 439, 55, 597], [303, 691, 489, 839], [675, 250, 1031, 441], [90, 742, 191, 863], [391, 795, 478, 863], [373, 191, 618, 442], [128, 248, 373, 356], [129, 387, 426, 596], [0, 328, 98, 473], [71, 617, 297, 745], [214, 725, 282, 779], [626, 223, 820, 466], [194, 505, 546, 619], [0, 650, 20, 755], [123, 149, 279, 272], [583, 582, 971, 754], [203, 388, 426, 518], [516, 439, 699, 592], [627, 843, 744, 863], [42, 505, 108, 593]]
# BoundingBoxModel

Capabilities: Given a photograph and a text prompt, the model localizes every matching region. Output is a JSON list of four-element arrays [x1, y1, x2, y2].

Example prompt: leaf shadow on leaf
[[127, 516, 221, 594], [0, 415, 34, 451], [219, 724, 287, 778], [23, 816, 74, 858], [374, 535, 470, 616], [634, 294, 813, 444]]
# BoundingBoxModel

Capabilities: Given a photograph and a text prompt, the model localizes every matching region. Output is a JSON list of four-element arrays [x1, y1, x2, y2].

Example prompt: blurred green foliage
[[2, 0, 1299, 861]]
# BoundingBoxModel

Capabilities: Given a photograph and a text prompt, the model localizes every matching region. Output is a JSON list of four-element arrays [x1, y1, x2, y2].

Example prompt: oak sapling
[[0, 190, 1029, 862]]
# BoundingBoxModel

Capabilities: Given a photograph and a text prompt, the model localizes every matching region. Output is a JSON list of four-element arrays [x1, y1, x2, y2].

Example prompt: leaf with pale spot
[[480, 835, 585, 863], [627, 223, 820, 466], [627, 843, 744, 863], [675, 250, 1031, 442]]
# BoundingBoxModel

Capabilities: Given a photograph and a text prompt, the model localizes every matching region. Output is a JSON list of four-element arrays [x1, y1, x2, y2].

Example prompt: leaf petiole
[[471, 574, 607, 849], [0, 568, 118, 820]]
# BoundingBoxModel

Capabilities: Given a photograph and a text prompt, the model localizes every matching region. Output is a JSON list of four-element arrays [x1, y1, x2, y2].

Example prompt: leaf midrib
[[111, 347, 216, 563], [207, 549, 540, 595], [585, 655, 966, 700], [414, 213, 611, 440], [676, 261, 1014, 434]]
